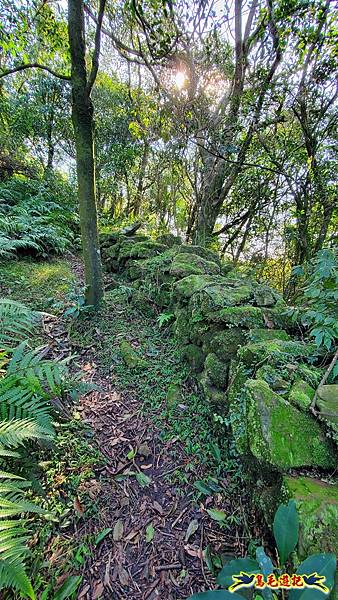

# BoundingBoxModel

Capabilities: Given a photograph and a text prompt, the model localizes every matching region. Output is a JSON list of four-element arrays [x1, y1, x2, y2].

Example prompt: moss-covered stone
[[253, 285, 279, 307], [130, 289, 156, 317], [228, 363, 250, 454], [173, 274, 219, 300], [205, 328, 246, 360], [120, 340, 146, 368], [204, 353, 229, 389], [239, 339, 317, 368], [166, 383, 183, 414], [248, 328, 290, 343], [181, 344, 206, 373], [246, 379, 336, 469], [173, 307, 191, 344], [198, 372, 227, 408], [289, 379, 315, 411], [119, 240, 168, 261], [283, 475, 338, 559], [175, 244, 220, 265], [170, 253, 220, 278], [255, 364, 290, 393], [156, 233, 182, 247], [317, 385, 338, 437]]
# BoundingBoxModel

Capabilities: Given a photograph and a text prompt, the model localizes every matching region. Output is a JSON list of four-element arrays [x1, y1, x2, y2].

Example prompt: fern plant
[[0, 299, 63, 598]]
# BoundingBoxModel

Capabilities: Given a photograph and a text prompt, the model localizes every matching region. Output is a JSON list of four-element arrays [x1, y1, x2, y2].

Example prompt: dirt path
[[46, 258, 250, 600]]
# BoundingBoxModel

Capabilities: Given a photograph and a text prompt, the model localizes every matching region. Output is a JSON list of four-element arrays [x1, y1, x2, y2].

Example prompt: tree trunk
[[68, 0, 103, 306]]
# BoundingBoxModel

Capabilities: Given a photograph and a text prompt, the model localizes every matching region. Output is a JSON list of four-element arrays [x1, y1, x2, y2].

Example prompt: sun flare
[[174, 71, 186, 90]]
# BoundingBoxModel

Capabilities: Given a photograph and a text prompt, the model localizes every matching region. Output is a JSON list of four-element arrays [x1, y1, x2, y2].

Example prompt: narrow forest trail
[[48, 257, 253, 600]]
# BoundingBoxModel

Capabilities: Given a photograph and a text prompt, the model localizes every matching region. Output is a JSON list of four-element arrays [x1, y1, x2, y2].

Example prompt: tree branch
[[87, 0, 107, 93], [0, 63, 71, 81]]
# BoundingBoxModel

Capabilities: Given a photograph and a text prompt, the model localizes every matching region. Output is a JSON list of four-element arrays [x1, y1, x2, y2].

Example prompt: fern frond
[[0, 559, 35, 599], [0, 300, 39, 348], [0, 418, 54, 448]]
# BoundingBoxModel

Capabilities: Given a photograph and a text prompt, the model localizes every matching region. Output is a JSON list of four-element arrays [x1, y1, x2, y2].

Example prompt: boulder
[[156, 233, 182, 247], [248, 328, 290, 343], [170, 253, 220, 278], [289, 379, 315, 411], [120, 340, 146, 369], [205, 328, 246, 360], [255, 364, 290, 393], [317, 384, 338, 436], [181, 344, 206, 373], [283, 475, 338, 558], [204, 352, 229, 389], [173, 274, 220, 300], [239, 339, 318, 368], [253, 284, 279, 307], [246, 379, 336, 469], [175, 244, 221, 265], [119, 240, 168, 261]]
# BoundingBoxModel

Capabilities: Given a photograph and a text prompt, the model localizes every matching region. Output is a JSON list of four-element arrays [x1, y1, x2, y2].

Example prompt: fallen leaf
[[74, 496, 84, 516], [184, 519, 199, 542], [146, 523, 155, 543], [184, 544, 203, 558], [118, 566, 129, 586], [135, 472, 151, 487], [206, 508, 226, 522], [138, 442, 151, 457], [153, 501, 163, 515], [92, 580, 104, 599], [113, 519, 124, 541]]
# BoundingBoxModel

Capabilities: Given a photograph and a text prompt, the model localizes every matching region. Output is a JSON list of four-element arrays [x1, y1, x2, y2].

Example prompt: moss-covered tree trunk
[[68, 0, 103, 306]]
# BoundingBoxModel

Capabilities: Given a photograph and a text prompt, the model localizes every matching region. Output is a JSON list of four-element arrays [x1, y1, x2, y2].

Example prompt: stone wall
[[101, 231, 338, 561]]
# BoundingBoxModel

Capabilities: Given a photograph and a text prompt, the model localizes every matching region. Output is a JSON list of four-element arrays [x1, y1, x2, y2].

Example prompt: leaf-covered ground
[[1, 257, 263, 599]]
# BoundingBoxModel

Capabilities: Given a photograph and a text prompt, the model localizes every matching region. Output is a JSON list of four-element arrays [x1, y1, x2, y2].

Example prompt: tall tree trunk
[[68, 0, 103, 306]]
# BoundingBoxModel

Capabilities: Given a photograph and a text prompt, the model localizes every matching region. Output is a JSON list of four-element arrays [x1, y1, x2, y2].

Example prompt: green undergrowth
[[69, 287, 244, 491], [0, 258, 106, 598], [0, 258, 74, 311], [28, 421, 105, 597]]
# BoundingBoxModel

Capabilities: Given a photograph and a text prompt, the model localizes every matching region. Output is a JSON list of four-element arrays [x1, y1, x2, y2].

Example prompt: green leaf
[[53, 576, 82, 600], [206, 509, 226, 522], [256, 547, 274, 600], [273, 501, 299, 565], [187, 591, 246, 599], [217, 557, 260, 587], [94, 528, 112, 546], [135, 472, 151, 487], [145, 523, 155, 543], [289, 553, 337, 600]]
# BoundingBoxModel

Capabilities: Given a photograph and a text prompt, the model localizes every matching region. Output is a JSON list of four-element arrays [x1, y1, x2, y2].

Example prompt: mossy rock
[[120, 340, 147, 369], [130, 289, 155, 318], [119, 240, 168, 261], [156, 233, 182, 247], [189, 321, 221, 346], [204, 353, 229, 389], [239, 339, 317, 368], [248, 328, 290, 343], [175, 244, 220, 265], [246, 379, 336, 469], [252, 284, 279, 307], [193, 304, 263, 328], [228, 363, 250, 454], [181, 344, 206, 372], [173, 274, 220, 300], [198, 372, 227, 408], [166, 383, 183, 414], [283, 475, 338, 559], [190, 283, 254, 315], [317, 385, 338, 437], [289, 379, 315, 411], [205, 328, 246, 360], [255, 364, 290, 393], [170, 253, 220, 278], [173, 307, 191, 344]]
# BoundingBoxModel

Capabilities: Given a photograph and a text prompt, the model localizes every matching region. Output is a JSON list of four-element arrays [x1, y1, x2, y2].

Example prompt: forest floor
[[0, 256, 261, 600]]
